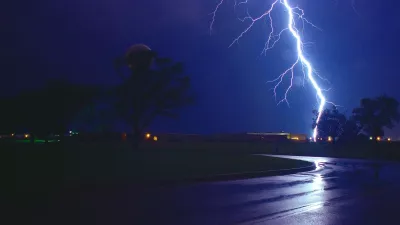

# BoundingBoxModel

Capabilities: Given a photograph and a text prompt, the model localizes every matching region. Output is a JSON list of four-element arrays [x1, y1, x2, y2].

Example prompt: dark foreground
[[14, 142, 311, 186], [17, 154, 400, 225], [12, 141, 400, 224], [13, 142, 314, 225]]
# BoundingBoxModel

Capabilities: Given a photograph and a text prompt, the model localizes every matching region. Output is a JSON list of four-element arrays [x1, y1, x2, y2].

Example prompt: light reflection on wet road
[[132, 155, 400, 225], [32, 155, 400, 225]]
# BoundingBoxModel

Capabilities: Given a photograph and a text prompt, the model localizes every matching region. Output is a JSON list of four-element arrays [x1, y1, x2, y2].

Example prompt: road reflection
[[312, 173, 324, 190], [312, 160, 326, 191], [314, 160, 324, 169]]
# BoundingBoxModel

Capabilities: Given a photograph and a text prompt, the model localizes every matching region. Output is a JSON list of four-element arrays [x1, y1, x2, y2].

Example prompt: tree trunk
[[132, 127, 142, 151], [132, 134, 141, 150]]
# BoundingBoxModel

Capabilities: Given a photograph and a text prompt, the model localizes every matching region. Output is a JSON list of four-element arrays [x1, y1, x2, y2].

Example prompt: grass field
[[139, 141, 400, 160], [12, 140, 400, 194], [13, 141, 314, 194]]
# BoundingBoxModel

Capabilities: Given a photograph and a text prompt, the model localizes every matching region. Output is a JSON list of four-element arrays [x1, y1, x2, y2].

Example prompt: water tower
[[125, 44, 154, 71]]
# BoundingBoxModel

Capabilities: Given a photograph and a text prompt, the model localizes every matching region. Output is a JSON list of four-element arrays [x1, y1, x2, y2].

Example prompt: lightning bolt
[[210, 0, 332, 142]]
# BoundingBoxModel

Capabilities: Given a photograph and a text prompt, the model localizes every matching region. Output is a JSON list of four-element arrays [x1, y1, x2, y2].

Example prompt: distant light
[[69, 131, 72, 134], [11, 133, 15, 137], [328, 136, 332, 142], [24, 134, 29, 138], [153, 136, 158, 141], [388, 138, 391, 142], [369, 136, 373, 140], [291, 137, 299, 140], [145, 133, 151, 139], [377, 137, 381, 141]]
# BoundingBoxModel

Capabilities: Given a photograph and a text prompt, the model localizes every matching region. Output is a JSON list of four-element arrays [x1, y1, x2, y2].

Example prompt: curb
[[143, 163, 316, 187], [210, 164, 316, 179]]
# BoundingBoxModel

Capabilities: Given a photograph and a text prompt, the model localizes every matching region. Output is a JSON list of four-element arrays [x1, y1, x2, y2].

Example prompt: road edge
[[198, 163, 316, 181], [146, 159, 316, 187]]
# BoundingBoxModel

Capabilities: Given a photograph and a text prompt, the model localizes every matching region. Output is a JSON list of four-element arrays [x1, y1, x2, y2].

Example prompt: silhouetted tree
[[312, 105, 346, 142], [11, 79, 100, 142], [114, 50, 194, 148], [339, 115, 362, 142], [352, 95, 400, 138], [0, 97, 17, 134], [73, 99, 117, 133]]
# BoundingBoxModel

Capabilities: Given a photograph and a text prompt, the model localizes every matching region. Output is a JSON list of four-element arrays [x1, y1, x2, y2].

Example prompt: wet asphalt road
[[29, 155, 400, 225], [131, 155, 400, 225]]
